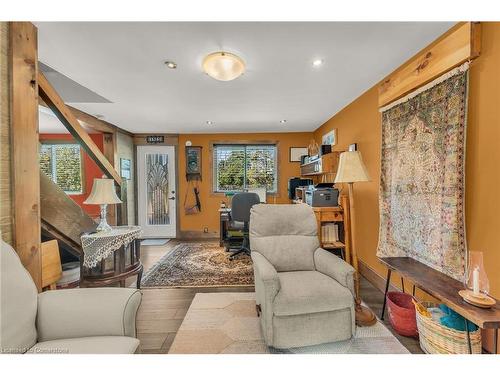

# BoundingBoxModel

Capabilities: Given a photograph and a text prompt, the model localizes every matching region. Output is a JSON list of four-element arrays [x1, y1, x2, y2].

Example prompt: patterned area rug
[[142, 242, 254, 287], [169, 293, 410, 354]]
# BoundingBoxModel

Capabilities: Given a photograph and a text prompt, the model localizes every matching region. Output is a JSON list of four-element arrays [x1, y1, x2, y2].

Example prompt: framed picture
[[349, 143, 358, 151], [289, 147, 308, 162], [186, 146, 202, 180], [120, 158, 131, 180], [322, 129, 337, 146]]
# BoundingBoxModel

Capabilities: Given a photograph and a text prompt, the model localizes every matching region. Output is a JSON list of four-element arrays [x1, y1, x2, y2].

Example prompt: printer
[[305, 183, 339, 207]]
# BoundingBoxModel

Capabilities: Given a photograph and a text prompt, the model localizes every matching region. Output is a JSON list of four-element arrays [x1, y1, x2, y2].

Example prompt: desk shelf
[[307, 196, 352, 264], [322, 241, 346, 249]]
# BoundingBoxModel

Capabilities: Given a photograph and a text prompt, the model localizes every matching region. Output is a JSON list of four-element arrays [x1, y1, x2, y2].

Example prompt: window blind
[[40, 143, 83, 194], [213, 144, 277, 193]]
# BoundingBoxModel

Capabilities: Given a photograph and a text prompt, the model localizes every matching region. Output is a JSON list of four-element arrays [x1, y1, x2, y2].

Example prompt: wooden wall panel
[[0, 23, 13, 245], [9, 22, 41, 289], [378, 22, 481, 108], [116, 132, 135, 225]]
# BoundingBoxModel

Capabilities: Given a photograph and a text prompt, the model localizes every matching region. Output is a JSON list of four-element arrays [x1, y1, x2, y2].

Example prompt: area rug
[[168, 292, 410, 354], [377, 63, 469, 280], [141, 242, 254, 287]]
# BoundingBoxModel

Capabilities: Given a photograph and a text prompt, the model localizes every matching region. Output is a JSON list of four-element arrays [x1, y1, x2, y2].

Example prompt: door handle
[[168, 196, 176, 200]]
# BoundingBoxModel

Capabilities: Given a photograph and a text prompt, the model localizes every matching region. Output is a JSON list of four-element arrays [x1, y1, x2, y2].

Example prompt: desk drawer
[[319, 211, 343, 222]]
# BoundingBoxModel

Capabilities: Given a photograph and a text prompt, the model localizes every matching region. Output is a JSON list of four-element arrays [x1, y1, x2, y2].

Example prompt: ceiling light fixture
[[202, 51, 245, 81], [165, 61, 177, 69], [312, 59, 324, 67], [206, 121, 214, 125], [280, 120, 287, 124]]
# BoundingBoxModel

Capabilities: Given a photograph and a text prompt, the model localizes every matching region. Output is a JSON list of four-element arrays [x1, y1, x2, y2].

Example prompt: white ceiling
[[36, 22, 454, 134], [38, 106, 99, 134]]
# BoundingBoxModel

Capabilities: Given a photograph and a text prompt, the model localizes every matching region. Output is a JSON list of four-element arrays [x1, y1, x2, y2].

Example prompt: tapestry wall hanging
[[377, 63, 469, 281]]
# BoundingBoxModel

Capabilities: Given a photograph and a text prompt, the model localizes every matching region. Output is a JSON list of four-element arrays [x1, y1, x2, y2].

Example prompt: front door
[[137, 145, 176, 238]]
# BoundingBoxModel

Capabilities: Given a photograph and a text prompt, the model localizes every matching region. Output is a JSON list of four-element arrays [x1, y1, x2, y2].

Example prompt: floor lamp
[[334, 150, 377, 327]]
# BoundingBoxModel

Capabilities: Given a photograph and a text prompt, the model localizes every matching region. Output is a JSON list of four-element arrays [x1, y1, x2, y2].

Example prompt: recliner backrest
[[0, 240, 38, 353], [249, 204, 319, 272]]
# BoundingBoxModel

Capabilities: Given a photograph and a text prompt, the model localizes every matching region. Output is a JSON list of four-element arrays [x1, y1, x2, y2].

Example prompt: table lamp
[[334, 150, 377, 326], [84, 177, 122, 232]]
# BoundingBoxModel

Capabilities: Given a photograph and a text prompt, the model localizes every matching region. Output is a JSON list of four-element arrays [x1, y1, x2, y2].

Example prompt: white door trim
[[137, 145, 177, 238]]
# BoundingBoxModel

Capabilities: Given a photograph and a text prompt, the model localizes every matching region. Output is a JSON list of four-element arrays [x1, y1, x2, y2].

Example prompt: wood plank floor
[[134, 240, 421, 354]]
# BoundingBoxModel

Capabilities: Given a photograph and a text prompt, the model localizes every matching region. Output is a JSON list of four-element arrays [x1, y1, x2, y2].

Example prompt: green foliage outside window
[[214, 145, 277, 193], [40, 144, 83, 194]]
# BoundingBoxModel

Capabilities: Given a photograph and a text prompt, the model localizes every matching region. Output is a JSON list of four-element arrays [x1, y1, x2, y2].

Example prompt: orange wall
[[177, 132, 312, 235], [39, 133, 104, 219], [314, 23, 500, 297], [313, 86, 383, 280], [313, 22, 500, 350]]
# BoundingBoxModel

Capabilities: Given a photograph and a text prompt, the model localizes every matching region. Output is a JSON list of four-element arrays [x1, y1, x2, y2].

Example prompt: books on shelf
[[321, 223, 339, 244]]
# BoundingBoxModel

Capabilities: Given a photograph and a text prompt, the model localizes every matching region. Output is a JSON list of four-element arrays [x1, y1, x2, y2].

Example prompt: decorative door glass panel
[[146, 153, 170, 225]]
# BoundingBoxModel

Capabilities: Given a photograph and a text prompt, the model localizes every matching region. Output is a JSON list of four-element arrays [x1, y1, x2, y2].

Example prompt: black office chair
[[228, 192, 260, 260]]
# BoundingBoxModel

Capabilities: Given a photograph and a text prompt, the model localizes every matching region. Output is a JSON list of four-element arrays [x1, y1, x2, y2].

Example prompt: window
[[213, 144, 277, 193], [40, 143, 83, 194]]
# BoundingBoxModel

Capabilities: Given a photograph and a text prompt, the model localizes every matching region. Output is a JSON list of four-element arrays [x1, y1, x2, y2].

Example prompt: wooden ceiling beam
[[68, 105, 133, 136], [38, 71, 122, 185], [38, 99, 133, 136], [378, 22, 481, 108]]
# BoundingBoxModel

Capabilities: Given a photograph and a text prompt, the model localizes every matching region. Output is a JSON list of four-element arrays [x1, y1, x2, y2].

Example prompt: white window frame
[[212, 143, 278, 194], [40, 143, 84, 195]]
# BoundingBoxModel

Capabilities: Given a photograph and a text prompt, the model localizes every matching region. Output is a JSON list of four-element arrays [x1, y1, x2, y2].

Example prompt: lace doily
[[81, 226, 142, 268]]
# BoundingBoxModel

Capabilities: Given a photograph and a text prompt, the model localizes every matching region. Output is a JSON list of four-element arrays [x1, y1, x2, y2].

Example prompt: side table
[[80, 226, 143, 288]]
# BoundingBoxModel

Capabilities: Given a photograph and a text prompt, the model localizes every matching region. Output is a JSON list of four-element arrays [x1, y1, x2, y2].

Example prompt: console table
[[379, 256, 500, 354], [80, 226, 143, 288]]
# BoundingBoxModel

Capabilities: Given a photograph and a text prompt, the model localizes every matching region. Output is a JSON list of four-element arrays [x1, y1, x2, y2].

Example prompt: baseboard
[[359, 259, 402, 294], [179, 230, 219, 240]]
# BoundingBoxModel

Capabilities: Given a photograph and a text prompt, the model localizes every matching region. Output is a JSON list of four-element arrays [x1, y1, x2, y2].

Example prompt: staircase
[[40, 172, 97, 257]]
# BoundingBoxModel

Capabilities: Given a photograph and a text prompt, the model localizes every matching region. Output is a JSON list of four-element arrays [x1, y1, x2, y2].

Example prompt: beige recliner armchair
[[250, 204, 356, 349], [0, 240, 142, 354]]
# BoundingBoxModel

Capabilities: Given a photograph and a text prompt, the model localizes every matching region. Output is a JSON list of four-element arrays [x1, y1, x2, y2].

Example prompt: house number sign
[[146, 135, 165, 144]]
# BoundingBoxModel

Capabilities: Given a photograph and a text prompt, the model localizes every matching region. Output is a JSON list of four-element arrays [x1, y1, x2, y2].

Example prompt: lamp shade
[[84, 178, 122, 205], [334, 151, 370, 183]]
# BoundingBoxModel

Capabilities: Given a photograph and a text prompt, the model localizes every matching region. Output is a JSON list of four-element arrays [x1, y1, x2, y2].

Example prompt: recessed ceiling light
[[206, 121, 214, 125], [280, 119, 287, 124], [312, 59, 324, 67], [202, 51, 245, 81], [165, 61, 177, 69]]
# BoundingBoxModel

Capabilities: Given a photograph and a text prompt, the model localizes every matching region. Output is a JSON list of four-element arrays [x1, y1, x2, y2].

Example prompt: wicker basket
[[415, 302, 482, 354]]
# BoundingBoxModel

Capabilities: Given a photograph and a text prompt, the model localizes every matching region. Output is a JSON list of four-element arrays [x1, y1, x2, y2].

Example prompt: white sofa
[[250, 204, 356, 349], [0, 240, 142, 354]]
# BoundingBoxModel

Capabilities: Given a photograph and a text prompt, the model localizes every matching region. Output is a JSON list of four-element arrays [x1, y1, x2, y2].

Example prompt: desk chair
[[228, 192, 260, 260], [247, 188, 266, 203]]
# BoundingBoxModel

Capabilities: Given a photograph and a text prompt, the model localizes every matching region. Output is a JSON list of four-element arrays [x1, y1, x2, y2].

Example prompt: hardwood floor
[[134, 240, 422, 354]]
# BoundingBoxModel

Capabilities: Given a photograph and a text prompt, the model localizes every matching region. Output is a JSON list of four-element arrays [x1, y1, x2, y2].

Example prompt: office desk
[[218, 207, 231, 247]]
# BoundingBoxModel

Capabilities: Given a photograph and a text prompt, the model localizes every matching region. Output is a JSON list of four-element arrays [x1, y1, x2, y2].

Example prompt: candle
[[472, 267, 480, 295]]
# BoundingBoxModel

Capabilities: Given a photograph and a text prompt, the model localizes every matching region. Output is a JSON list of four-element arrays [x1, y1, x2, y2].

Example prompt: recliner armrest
[[251, 251, 280, 345], [251, 251, 280, 295], [314, 248, 355, 296], [36, 288, 142, 342]]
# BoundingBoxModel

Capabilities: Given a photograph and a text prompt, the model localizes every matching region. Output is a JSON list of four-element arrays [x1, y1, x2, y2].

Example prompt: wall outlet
[[203, 227, 209, 233]]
